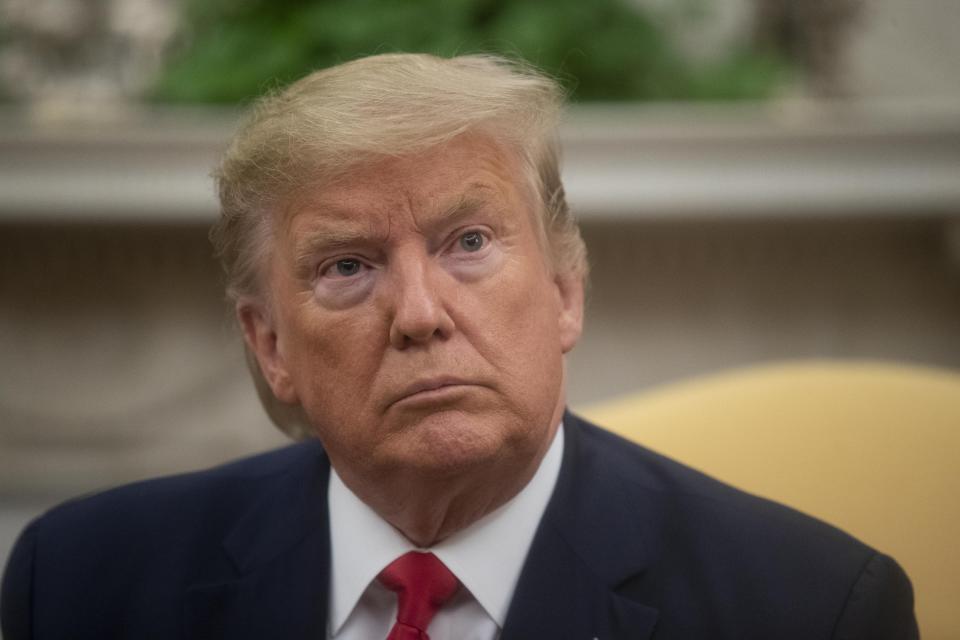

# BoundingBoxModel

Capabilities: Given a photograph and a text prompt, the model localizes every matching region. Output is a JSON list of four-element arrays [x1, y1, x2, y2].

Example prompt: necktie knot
[[378, 551, 459, 639]]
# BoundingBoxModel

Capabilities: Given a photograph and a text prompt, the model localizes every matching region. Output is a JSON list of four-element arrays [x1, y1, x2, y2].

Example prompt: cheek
[[504, 254, 562, 334], [477, 260, 565, 382], [281, 304, 384, 416]]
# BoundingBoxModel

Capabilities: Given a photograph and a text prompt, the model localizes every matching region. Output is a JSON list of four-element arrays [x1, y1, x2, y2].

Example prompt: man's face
[[242, 135, 583, 487]]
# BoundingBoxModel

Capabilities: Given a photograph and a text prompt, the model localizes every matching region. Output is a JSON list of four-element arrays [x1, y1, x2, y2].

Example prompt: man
[[1, 54, 916, 639]]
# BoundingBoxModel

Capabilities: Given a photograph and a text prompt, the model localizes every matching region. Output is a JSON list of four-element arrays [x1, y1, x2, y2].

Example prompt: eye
[[336, 259, 360, 276], [323, 258, 363, 278], [459, 231, 485, 252]]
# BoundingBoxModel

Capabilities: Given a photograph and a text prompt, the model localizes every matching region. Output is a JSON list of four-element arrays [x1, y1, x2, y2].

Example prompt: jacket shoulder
[[562, 414, 917, 638], [571, 413, 870, 552], [1, 440, 327, 639], [38, 439, 324, 531]]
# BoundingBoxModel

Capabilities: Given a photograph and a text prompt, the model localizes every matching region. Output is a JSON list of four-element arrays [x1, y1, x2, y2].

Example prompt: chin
[[393, 409, 524, 476]]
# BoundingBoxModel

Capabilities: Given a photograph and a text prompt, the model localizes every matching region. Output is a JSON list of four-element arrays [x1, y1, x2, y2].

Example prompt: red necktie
[[378, 551, 460, 640]]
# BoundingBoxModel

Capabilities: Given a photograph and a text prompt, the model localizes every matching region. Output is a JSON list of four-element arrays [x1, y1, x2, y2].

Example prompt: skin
[[239, 134, 584, 547]]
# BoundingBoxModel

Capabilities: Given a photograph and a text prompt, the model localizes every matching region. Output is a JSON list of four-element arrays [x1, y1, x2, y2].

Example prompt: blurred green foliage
[[154, 0, 789, 103]]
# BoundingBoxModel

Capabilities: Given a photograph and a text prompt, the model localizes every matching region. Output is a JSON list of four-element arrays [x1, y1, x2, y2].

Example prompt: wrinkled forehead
[[271, 134, 545, 245]]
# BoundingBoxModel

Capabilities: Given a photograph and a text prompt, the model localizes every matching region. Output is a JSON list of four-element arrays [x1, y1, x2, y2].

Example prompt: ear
[[237, 300, 299, 404], [554, 270, 585, 354]]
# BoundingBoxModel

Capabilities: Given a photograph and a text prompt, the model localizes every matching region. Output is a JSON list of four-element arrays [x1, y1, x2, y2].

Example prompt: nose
[[387, 255, 455, 349]]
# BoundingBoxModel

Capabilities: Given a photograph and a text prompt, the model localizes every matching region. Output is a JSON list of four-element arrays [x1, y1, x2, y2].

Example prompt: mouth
[[389, 376, 480, 408]]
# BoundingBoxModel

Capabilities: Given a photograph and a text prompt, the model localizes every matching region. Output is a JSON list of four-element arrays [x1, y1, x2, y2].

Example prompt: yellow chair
[[578, 360, 960, 640]]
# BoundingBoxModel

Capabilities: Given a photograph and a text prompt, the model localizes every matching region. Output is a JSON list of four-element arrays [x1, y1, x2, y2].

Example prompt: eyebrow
[[431, 189, 490, 229], [291, 225, 370, 273], [289, 184, 499, 268]]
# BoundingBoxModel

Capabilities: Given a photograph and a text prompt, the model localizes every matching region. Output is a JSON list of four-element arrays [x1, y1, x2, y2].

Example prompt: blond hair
[[211, 53, 587, 437]]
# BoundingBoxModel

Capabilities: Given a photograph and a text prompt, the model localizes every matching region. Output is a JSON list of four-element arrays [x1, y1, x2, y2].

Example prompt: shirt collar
[[328, 424, 564, 635]]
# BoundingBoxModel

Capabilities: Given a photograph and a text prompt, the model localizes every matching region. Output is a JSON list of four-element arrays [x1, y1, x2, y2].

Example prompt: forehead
[[277, 135, 537, 237]]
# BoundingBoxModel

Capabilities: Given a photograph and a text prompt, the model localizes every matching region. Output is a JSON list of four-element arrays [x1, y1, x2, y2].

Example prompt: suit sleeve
[[832, 552, 919, 640], [1, 520, 38, 640]]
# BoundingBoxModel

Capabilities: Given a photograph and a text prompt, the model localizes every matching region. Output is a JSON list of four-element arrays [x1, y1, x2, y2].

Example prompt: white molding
[[1, 101, 958, 222]]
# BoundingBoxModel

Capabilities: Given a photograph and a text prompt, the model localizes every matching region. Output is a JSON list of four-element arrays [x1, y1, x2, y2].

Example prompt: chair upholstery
[[578, 360, 960, 640]]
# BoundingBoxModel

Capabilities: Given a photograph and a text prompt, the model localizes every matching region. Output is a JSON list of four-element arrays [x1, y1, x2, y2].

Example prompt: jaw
[[327, 384, 568, 547]]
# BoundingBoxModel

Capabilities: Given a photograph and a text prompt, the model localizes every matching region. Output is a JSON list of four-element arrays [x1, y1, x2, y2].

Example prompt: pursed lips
[[389, 376, 479, 407]]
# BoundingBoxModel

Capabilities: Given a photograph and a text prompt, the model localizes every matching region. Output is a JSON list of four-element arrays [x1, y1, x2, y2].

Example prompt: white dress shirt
[[327, 425, 564, 640]]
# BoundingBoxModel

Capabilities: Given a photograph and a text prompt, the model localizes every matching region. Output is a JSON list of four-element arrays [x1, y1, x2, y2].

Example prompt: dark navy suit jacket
[[1, 413, 918, 639]]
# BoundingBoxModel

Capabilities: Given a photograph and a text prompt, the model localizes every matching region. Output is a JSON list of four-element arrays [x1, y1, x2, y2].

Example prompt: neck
[[335, 416, 562, 547]]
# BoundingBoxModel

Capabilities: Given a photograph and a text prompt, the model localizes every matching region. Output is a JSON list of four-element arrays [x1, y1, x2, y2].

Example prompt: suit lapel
[[500, 520, 659, 640], [180, 415, 660, 639], [182, 444, 332, 640], [501, 414, 660, 640]]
